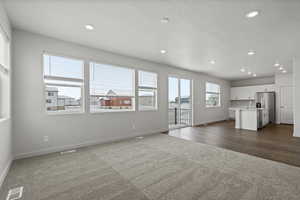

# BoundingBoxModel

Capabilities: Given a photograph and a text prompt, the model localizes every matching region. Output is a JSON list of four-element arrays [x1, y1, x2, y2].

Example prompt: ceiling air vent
[[6, 186, 23, 200]]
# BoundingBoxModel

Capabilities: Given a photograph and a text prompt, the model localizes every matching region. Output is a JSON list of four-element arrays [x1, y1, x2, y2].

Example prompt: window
[[206, 82, 221, 107], [138, 70, 158, 110], [0, 27, 10, 119], [89, 62, 135, 112], [43, 54, 84, 113]]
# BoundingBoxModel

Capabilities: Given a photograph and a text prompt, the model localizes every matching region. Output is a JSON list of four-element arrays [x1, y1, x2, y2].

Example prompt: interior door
[[280, 86, 294, 124]]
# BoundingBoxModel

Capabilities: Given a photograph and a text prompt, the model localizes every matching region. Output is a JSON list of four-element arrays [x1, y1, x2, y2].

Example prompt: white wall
[[12, 29, 230, 158], [294, 59, 300, 137], [0, 1, 12, 187], [275, 73, 294, 124], [231, 76, 275, 87]]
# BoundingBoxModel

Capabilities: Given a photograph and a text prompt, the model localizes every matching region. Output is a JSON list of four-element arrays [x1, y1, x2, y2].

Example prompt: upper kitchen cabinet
[[230, 86, 256, 100], [230, 84, 275, 100]]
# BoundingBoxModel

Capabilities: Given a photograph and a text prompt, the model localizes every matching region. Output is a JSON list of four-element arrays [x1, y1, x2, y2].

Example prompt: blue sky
[[44, 55, 191, 101]]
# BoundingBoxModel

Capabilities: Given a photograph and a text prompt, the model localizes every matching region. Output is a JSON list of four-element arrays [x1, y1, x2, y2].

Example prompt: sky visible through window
[[90, 63, 134, 96], [44, 55, 83, 79], [44, 55, 83, 99], [168, 77, 190, 102], [44, 55, 191, 101]]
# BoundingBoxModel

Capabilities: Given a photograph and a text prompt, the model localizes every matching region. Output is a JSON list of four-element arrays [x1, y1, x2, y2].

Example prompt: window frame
[[0, 26, 10, 120], [137, 70, 158, 111], [205, 82, 221, 108], [42, 53, 85, 115], [88, 61, 136, 113]]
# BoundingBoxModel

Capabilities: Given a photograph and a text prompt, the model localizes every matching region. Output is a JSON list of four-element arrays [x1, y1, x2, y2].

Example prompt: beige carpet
[[1, 134, 300, 200]]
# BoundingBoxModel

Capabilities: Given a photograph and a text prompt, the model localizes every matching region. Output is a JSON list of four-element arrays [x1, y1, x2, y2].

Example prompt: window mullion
[[138, 86, 157, 90], [135, 69, 138, 111], [45, 83, 81, 88], [84, 61, 89, 113], [44, 75, 83, 83]]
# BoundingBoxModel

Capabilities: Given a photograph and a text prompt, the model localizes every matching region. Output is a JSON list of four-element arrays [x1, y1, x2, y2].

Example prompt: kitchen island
[[229, 107, 267, 131]]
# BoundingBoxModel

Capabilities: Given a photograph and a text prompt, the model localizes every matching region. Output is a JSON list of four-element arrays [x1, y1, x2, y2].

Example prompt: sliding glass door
[[168, 77, 192, 129]]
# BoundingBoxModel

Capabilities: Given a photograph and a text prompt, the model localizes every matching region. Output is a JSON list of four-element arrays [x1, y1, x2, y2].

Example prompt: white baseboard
[[14, 128, 167, 160], [0, 158, 12, 188]]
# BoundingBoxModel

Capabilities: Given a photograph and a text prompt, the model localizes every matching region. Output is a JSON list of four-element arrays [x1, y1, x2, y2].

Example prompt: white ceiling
[[4, 0, 300, 80]]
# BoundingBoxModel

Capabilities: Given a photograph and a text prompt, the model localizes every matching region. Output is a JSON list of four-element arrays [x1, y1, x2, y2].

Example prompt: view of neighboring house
[[90, 89, 156, 111], [45, 87, 81, 111], [99, 90, 132, 109], [90, 89, 133, 111], [139, 95, 156, 109]]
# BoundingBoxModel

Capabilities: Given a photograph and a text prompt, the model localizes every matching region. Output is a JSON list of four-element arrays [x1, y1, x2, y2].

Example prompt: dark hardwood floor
[[168, 121, 300, 167]]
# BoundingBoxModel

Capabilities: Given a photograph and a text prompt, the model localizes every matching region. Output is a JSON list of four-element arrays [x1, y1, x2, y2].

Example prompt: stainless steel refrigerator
[[255, 92, 275, 128]]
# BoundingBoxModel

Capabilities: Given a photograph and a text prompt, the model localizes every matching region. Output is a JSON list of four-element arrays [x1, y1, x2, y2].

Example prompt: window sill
[[46, 111, 85, 116], [138, 109, 158, 112], [205, 106, 222, 109], [90, 109, 135, 114]]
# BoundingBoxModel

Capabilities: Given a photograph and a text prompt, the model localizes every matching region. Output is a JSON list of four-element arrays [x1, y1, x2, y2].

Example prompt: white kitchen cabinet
[[230, 84, 275, 100], [231, 87, 246, 100], [229, 108, 258, 131], [230, 86, 255, 100], [255, 84, 275, 93], [264, 84, 275, 92], [230, 87, 239, 100]]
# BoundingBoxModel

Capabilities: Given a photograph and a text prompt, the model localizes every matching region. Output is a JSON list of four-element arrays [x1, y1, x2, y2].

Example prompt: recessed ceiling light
[[279, 66, 284, 70], [253, 73, 257, 77], [85, 24, 94, 30], [160, 17, 170, 23], [240, 68, 246, 72], [246, 11, 259, 18], [210, 60, 216, 64], [248, 71, 252, 75], [282, 70, 287, 73], [274, 63, 280, 67], [160, 49, 167, 54], [248, 51, 255, 56]]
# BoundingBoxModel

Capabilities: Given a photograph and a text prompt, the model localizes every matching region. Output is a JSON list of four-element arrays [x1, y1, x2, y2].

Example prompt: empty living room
[[1, 0, 300, 200]]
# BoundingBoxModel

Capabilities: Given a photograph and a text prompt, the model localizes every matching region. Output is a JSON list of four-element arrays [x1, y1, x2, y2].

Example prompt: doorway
[[168, 77, 192, 129], [280, 86, 294, 124]]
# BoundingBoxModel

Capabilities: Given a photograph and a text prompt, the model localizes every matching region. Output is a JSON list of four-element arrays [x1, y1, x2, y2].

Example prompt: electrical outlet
[[43, 136, 49, 142]]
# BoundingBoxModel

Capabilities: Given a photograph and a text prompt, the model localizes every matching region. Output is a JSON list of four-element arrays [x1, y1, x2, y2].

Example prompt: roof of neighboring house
[[100, 97, 110, 100], [107, 89, 117, 96]]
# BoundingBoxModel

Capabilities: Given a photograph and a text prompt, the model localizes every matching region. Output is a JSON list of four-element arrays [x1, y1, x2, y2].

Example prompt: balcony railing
[[168, 108, 192, 126]]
